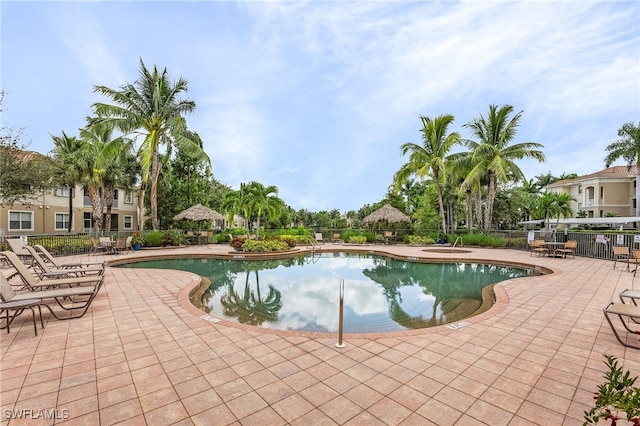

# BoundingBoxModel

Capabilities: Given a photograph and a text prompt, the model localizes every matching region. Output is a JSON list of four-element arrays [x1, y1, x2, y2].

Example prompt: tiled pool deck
[[1, 244, 640, 425]]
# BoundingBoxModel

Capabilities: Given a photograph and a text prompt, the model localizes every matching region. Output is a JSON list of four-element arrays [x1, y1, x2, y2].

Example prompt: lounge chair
[[612, 246, 631, 271], [34, 244, 104, 270], [315, 233, 325, 244], [555, 240, 577, 258], [6, 238, 31, 262], [1, 273, 101, 320], [331, 234, 343, 244], [24, 246, 104, 278], [0, 251, 103, 291], [603, 302, 640, 349]]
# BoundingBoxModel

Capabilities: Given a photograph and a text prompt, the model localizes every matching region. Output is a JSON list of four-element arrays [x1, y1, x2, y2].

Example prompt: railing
[[3, 229, 640, 262]]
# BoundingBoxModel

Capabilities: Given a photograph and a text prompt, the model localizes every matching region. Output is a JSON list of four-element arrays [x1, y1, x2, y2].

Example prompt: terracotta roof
[[545, 165, 637, 188]]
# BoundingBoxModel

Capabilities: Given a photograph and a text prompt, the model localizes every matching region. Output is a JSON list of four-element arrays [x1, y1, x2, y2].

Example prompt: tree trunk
[[466, 189, 473, 230], [87, 185, 103, 235], [67, 189, 73, 233], [104, 185, 115, 234], [150, 150, 160, 230], [137, 181, 146, 231], [434, 179, 447, 234], [474, 191, 483, 229], [636, 167, 640, 218], [484, 172, 496, 230]]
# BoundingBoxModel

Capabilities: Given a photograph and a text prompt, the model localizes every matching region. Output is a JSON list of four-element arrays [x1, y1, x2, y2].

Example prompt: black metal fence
[[2, 229, 639, 261]]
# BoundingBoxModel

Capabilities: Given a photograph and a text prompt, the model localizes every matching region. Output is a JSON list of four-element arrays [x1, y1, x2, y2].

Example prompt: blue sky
[[1, 1, 638, 213]]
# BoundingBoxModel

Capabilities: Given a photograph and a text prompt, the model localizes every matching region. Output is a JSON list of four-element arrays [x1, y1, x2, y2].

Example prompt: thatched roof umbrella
[[173, 203, 225, 227], [362, 203, 411, 225]]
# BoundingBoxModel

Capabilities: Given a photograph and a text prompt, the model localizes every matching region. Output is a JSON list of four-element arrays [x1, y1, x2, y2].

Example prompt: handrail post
[[336, 279, 345, 348]]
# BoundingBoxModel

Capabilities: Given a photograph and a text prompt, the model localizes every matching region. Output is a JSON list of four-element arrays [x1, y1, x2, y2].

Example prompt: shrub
[[407, 235, 436, 245], [242, 239, 290, 252], [143, 231, 164, 247], [461, 233, 506, 247], [346, 236, 367, 244], [163, 229, 185, 246], [276, 235, 297, 248]]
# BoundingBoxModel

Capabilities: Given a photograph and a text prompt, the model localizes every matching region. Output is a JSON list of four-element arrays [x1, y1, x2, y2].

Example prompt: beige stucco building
[[544, 165, 637, 218], [0, 185, 139, 236]]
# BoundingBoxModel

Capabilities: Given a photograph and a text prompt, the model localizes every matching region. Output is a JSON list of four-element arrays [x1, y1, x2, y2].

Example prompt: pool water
[[120, 252, 533, 333]]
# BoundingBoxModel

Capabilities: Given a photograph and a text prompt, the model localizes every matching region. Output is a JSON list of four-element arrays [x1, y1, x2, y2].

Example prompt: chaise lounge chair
[[24, 246, 104, 278], [1, 251, 103, 291], [0, 273, 102, 320], [603, 301, 640, 349], [6, 238, 32, 262], [34, 244, 105, 270]]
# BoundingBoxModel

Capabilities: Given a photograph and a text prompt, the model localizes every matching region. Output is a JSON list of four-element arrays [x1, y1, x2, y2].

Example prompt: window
[[83, 212, 92, 232], [55, 186, 71, 197], [578, 185, 582, 194], [114, 189, 118, 200], [124, 191, 133, 204], [9, 211, 33, 231], [123, 215, 133, 230], [55, 213, 72, 231]]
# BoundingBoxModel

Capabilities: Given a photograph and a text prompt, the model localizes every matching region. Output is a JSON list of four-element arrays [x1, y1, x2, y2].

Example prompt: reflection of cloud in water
[[194, 253, 532, 332]]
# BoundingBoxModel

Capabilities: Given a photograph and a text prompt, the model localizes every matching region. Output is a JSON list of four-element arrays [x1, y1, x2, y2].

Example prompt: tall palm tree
[[246, 181, 284, 238], [604, 122, 640, 216], [81, 121, 136, 234], [92, 58, 209, 230], [50, 131, 84, 233], [462, 104, 545, 230], [394, 114, 461, 234]]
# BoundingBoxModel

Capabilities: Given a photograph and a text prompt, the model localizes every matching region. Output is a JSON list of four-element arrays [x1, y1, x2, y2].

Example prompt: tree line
[[1, 59, 639, 236]]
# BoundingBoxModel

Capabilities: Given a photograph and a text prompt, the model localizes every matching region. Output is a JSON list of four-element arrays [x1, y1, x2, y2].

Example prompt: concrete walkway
[[1, 244, 640, 425]]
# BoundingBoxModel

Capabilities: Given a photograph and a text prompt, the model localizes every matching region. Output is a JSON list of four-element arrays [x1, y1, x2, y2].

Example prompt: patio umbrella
[[173, 204, 224, 222], [362, 203, 411, 225]]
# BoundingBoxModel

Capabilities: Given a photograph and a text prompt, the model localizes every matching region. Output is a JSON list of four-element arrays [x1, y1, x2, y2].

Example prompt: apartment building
[[0, 185, 139, 236], [544, 165, 637, 218]]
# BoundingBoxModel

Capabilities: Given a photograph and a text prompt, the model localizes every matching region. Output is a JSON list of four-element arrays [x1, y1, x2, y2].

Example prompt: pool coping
[[107, 245, 556, 340]]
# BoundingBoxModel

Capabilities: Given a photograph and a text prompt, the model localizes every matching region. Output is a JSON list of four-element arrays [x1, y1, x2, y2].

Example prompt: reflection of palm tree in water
[[219, 270, 282, 326], [365, 259, 495, 329]]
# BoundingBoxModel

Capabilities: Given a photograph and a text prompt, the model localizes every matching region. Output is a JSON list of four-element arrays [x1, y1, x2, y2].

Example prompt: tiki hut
[[362, 203, 411, 226], [173, 204, 225, 230]]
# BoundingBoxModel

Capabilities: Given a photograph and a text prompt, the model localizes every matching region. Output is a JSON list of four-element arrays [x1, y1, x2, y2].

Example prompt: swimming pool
[[119, 252, 534, 333]]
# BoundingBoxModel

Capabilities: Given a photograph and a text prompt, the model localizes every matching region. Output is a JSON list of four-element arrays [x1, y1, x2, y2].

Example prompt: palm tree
[[92, 58, 209, 230], [604, 122, 640, 216], [246, 181, 284, 238], [50, 131, 84, 233], [394, 114, 461, 234], [462, 104, 545, 230], [221, 183, 252, 235], [81, 121, 136, 234], [533, 192, 575, 230]]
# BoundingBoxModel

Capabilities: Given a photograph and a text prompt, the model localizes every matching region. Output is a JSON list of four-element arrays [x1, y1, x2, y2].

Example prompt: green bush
[[407, 235, 436, 245], [460, 233, 506, 247], [143, 231, 164, 247], [242, 239, 290, 252], [163, 229, 186, 246], [346, 236, 367, 244], [343, 229, 375, 243]]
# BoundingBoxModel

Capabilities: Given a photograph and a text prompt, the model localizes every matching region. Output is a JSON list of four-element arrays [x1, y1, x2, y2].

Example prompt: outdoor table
[[0, 298, 44, 336]]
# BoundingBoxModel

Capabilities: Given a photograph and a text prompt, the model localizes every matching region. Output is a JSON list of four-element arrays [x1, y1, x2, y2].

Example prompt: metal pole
[[336, 279, 345, 348]]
